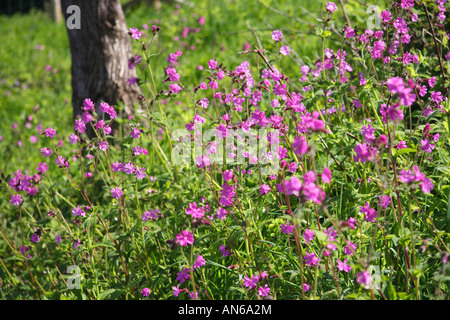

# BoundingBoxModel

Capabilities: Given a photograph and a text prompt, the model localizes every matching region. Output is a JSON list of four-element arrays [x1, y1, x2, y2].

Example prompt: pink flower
[[68, 133, 79, 144], [55, 156, 69, 167], [428, 77, 436, 88], [326, 2, 337, 13], [303, 229, 315, 243], [360, 202, 378, 223], [344, 27, 356, 38], [176, 230, 194, 246], [141, 288, 150, 297], [129, 27, 142, 40], [243, 275, 259, 289], [130, 128, 141, 138], [223, 169, 234, 181], [72, 206, 86, 217], [280, 223, 294, 234], [353, 143, 374, 163], [304, 252, 320, 267], [185, 202, 205, 218], [345, 241, 357, 256], [260, 184, 271, 195], [219, 244, 230, 256], [40, 147, 52, 157], [44, 127, 56, 138], [31, 233, 40, 243], [292, 136, 308, 155], [280, 45, 290, 55], [219, 183, 235, 207], [337, 259, 352, 273], [379, 195, 391, 209], [83, 98, 94, 111], [420, 139, 435, 153], [396, 141, 407, 149], [176, 267, 190, 284], [98, 140, 109, 151], [74, 119, 86, 133], [208, 59, 218, 69], [271, 30, 283, 42], [193, 255, 206, 269], [10, 194, 22, 206], [216, 207, 228, 220], [111, 187, 123, 199], [258, 284, 271, 297], [321, 167, 332, 183], [380, 10, 392, 22], [356, 271, 372, 289]]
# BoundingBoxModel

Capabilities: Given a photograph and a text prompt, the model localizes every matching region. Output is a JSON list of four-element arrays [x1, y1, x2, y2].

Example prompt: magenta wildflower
[[303, 283, 310, 292], [10, 194, 22, 206], [172, 285, 181, 297], [321, 167, 332, 183], [379, 195, 391, 209], [222, 169, 234, 181], [326, 2, 337, 13], [193, 255, 206, 269], [68, 133, 79, 144], [141, 209, 158, 222], [356, 271, 372, 289], [304, 252, 320, 267], [292, 136, 308, 155], [176, 230, 194, 247], [303, 229, 315, 244], [258, 284, 271, 297], [129, 27, 142, 40], [345, 241, 357, 256], [82, 98, 94, 111], [280, 45, 290, 55], [55, 155, 69, 167], [243, 275, 259, 289], [74, 119, 86, 133], [40, 147, 52, 157], [428, 77, 436, 88], [208, 59, 218, 69], [176, 267, 190, 284], [44, 127, 56, 138], [280, 223, 294, 234], [336, 259, 352, 273], [219, 244, 230, 257], [360, 202, 378, 223], [380, 10, 392, 22], [31, 233, 40, 243], [420, 139, 435, 153], [185, 202, 205, 218], [111, 187, 123, 199], [97, 140, 108, 152], [353, 143, 374, 163], [396, 141, 407, 149], [215, 207, 228, 220], [55, 233, 61, 244], [72, 206, 86, 217], [260, 184, 271, 195], [271, 30, 283, 42], [219, 183, 235, 207], [141, 288, 150, 297], [36, 162, 48, 173]]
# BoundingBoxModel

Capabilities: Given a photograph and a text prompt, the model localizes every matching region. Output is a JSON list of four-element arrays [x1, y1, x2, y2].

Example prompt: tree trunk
[[61, 0, 140, 138]]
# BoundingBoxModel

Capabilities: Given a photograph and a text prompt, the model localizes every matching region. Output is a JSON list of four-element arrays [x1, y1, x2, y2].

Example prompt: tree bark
[[61, 0, 140, 138]]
